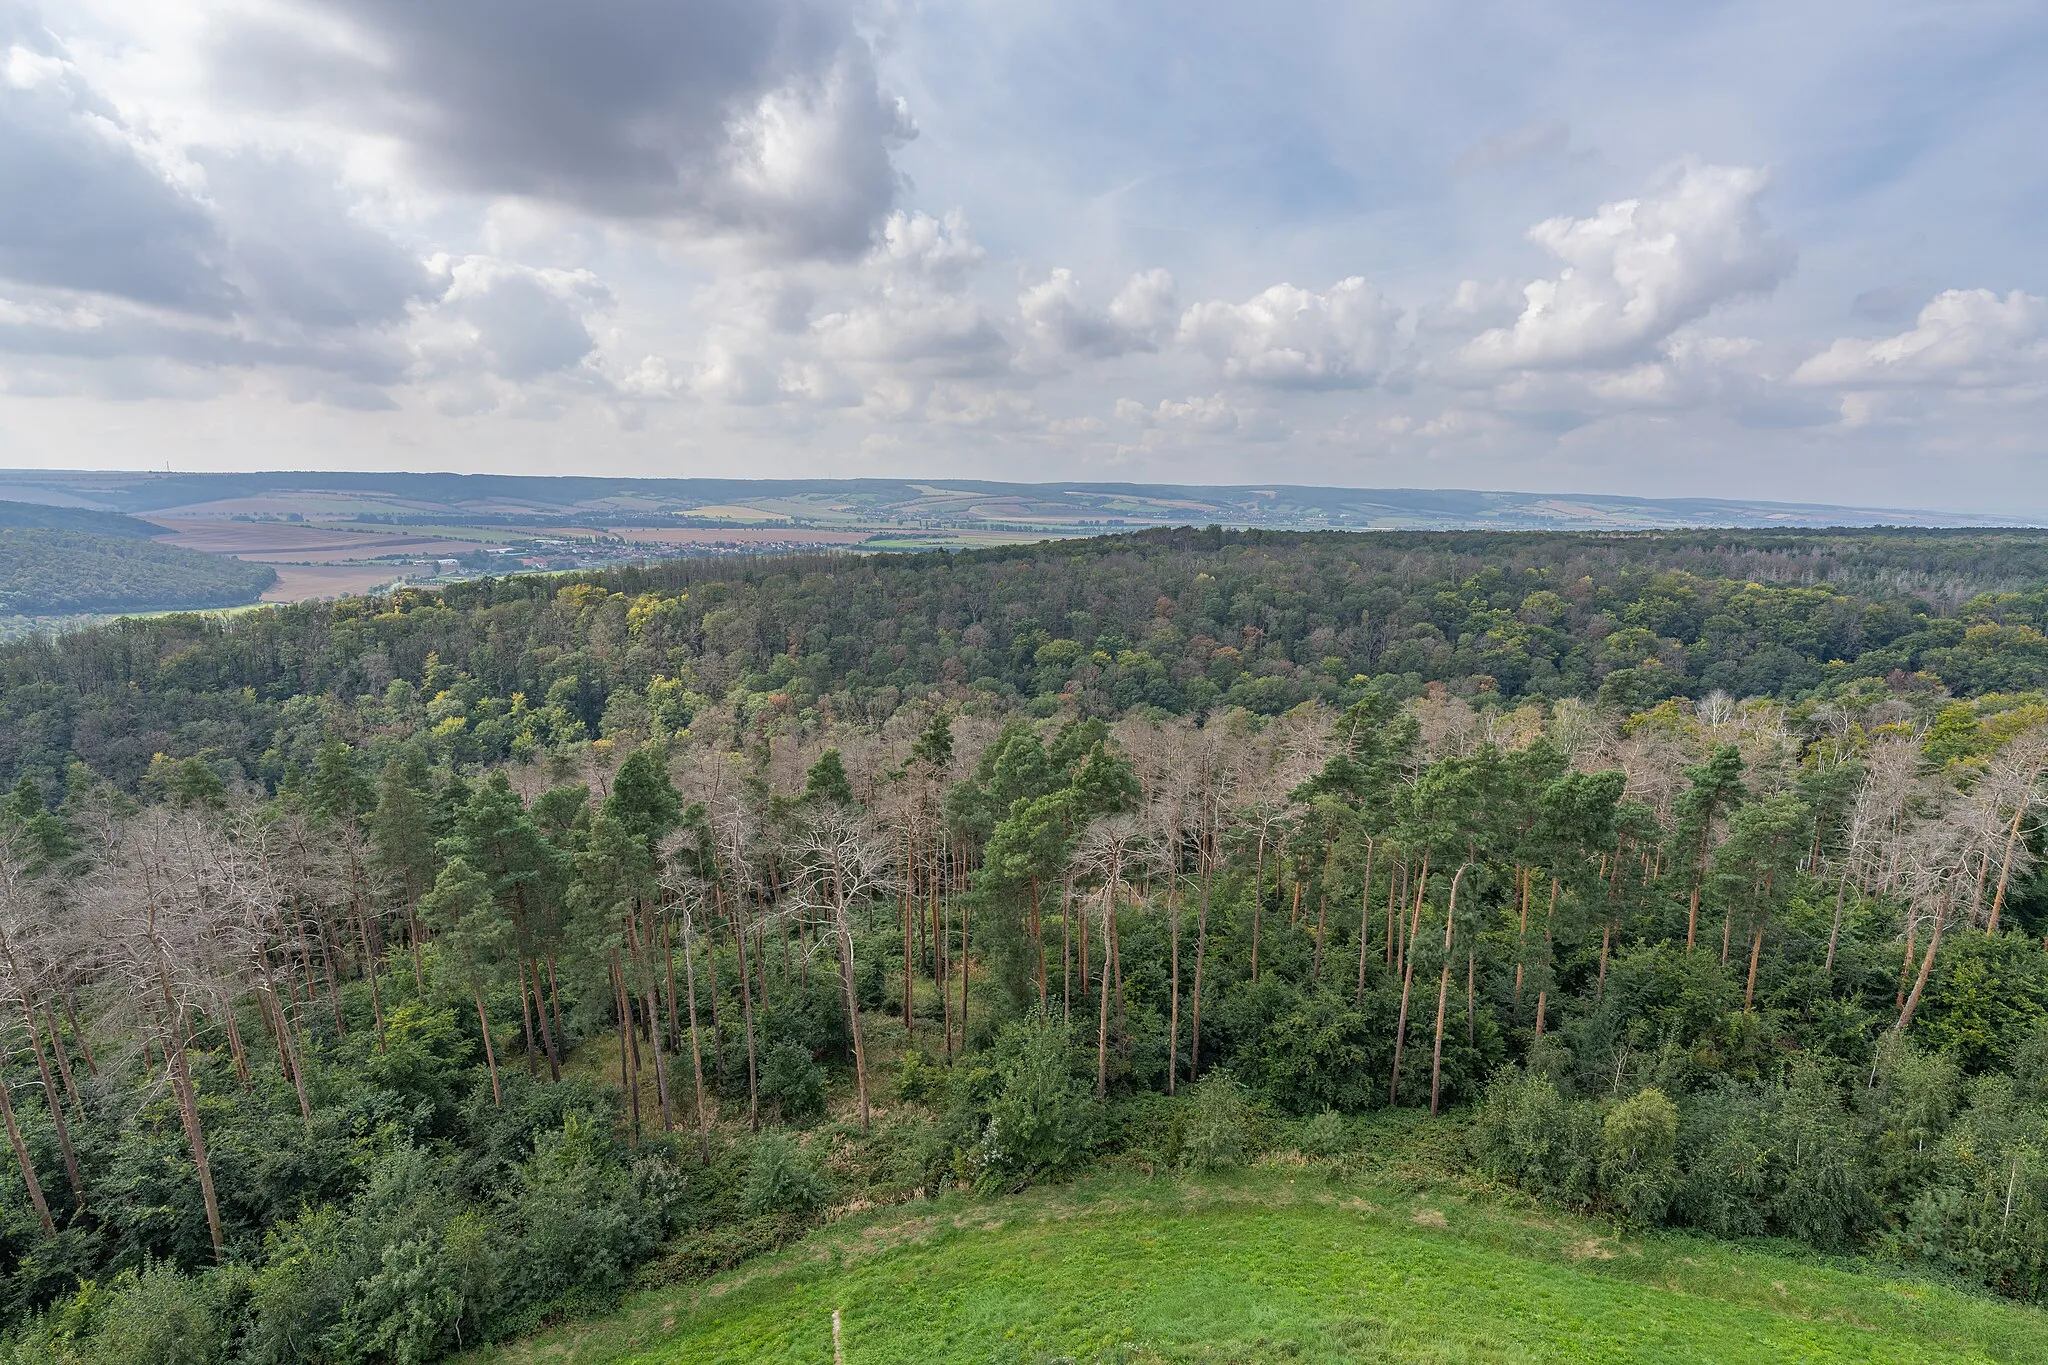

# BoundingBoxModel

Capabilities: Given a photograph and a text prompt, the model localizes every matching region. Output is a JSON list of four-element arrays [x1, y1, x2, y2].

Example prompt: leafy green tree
[[1711, 792, 1813, 1007], [1180, 1070, 1254, 1173], [978, 1015, 1098, 1187], [604, 743, 682, 855], [910, 710, 954, 770]]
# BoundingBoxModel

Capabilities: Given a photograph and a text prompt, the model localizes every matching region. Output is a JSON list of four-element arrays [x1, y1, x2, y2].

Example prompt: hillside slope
[[470, 1170, 2048, 1365], [0, 468, 2028, 530], [0, 526, 277, 615]]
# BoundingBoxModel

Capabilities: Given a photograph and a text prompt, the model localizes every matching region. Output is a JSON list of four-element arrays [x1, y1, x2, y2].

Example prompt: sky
[[0, 0, 2044, 510]]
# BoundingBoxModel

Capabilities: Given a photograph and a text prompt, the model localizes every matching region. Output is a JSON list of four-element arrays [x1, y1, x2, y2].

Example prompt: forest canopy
[[0, 527, 277, 618], [8, 525, 2048, 793], [7, 525, 2048, 1364]]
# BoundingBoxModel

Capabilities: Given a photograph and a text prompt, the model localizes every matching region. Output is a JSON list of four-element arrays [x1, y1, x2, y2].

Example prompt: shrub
[[979, 1016, 1098, 1187], [1180, 1071, 1252, 1173], [1674, 1085, 1773, 1238], [1599, 1088, 1679, 1225], [1293, 1109, 1354, 1158], [1767, 1064, 1873, 1248], [336, 1235, 467, 1365], [1470, 1069, 1598, 1207], [761, 1042, 827, 1125], [743, 1135, 829, 1217], [2013, 1022, 2048, 1106], [895, 1047, 941, 1102], [239, 1207, 356, 1365], [78, 1261, 226, 1365], [505, 1113, 661, 1307]]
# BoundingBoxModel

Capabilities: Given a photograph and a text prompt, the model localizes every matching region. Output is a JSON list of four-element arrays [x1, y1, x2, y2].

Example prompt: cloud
[[1113, 392, 1286, 447], [1178, 277, 1399, 388], [1116, 392, 1241, 434], [1462, 161, 1794, 371], [810, 210, 1008, 375], [0, 21, 236, 313], [875, 211, 986, 291], [203, 152, 433, 329], [0, 299, 405, 383], [0, 6, 438, 404], [1020, 268, 1178, 358], [413, 256, 611, 383], [691, 344, 779, 405], [1793, 289, 2048, 389], [216, 0, 914, 258], [814, 294, 1008, 373]]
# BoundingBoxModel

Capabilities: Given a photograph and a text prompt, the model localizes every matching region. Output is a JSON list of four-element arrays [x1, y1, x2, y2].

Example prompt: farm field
[[463, 1168, 2048, 1365], [258, 563, 413, 601], [144, 518, 496, 562]]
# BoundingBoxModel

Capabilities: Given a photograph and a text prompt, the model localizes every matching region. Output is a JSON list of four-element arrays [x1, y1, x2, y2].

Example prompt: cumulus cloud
[[413, 256, 611, 383], [1178, 277, 1398, 388], [1115, 392, 1241, 434], [0, 297, 406, 385], [690, 344, 779, 405], [810, 210, 1008, 376], [875, 210, 986, 291], [813, 294, 1006, 373], [215, 0, 914, 258], [0, 6, 447, 404], [1462, 161, 1794, 371], [1020, 268, 1177, 358], [1113, 392, 1286, 447], [1793, 289, 2048, 389]]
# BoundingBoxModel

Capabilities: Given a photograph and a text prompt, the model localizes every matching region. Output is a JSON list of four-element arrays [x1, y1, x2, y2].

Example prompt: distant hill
[[0, 470, 2027, 531], [0, 526, 277, 615], [0, 498, 158, 537]]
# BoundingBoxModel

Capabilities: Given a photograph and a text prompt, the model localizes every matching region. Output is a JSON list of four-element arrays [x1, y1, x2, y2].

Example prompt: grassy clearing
[[462, 1164, 2047, 1364]]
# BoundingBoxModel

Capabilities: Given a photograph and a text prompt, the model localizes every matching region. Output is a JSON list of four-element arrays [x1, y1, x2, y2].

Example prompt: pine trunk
[[1427, 868, 1466, 1116], [1355, 838, 1376, 1004], [166, 1024, 225, 1259], [1825, 874, 1849, 975], [836, 904, 871, 1135], [681, 919, 711, 1162], [1895, 910, 1945, 1034], [1190, 845, 1211, 1080], [0, 1072, 55, 1236], [474, 983, 502, 1108], [19, 1006, 81, 1203]]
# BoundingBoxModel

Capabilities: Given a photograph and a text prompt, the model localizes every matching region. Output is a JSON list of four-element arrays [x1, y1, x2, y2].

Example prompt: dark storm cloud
[[215, 0, 914, 257]]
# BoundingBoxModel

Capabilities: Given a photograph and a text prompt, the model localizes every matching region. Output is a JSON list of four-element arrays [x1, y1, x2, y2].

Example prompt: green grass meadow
[[463, 1167, 2048, 1364]]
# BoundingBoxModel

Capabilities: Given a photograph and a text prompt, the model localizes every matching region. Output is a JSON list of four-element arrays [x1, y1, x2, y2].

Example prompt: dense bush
[[973, 1016, 1100, 1189], [1179, 1072, 1254, 1173], [741, 1136, 829, 1218]]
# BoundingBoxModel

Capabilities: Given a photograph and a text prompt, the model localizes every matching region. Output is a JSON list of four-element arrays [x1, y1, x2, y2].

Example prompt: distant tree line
[[0, 529, 276, 618]]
